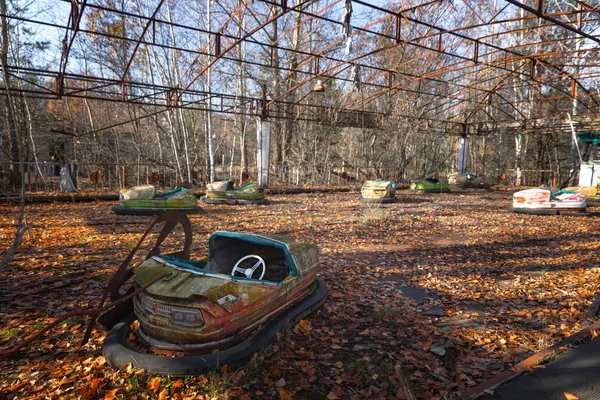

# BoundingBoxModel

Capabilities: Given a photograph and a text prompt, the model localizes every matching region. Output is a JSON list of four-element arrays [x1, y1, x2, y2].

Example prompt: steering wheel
[[231, 255, 266, 280]]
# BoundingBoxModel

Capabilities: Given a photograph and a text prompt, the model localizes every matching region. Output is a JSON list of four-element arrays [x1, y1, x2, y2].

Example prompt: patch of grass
[[351, 229, 367, 237], [277, 326, 293, 345], [0, 328, 22, 341], [125, 375, 144, 396], [370, 361, 394, 386], [354, 358, 370, 369], [90, 274, 106, 281], [295, 390, 329, 400], [335, 349, 357, 364], [32, 323, 45, 331], [247, 363, 268, 378], [359, 203, 392, 226], [374, 307, 402, 322], [64, 316, 83, 326], [196, 370, 230, 398], [79, 234, 100, 246]]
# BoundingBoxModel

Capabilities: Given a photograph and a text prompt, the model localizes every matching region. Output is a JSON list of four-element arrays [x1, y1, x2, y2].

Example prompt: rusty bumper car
[[100, 212, 326, 376], [112, 185, 201, 215], [201, 181, 266, 205], [447, 172, 484, 189], [359, 180, 396, 203]]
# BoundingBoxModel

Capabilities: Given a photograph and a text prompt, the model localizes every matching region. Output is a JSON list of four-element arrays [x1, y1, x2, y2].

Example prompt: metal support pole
[[458, 137, 468, 174], [256, 119, 271, 187]]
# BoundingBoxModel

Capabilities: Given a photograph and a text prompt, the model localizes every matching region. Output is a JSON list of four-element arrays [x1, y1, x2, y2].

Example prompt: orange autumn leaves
[[1, 191, 600, 399]]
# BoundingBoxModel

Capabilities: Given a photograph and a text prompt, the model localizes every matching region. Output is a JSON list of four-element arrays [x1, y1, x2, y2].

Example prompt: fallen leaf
[[148, 377, 161, 391], [299, 320, 311, 330], [104, 389, 118, 400], [564, 393, 579, 400], [91, 378, 102, 390], [158, 388, 169, 400], [275, 378, 286, 387], [172, 380, 184, 389]]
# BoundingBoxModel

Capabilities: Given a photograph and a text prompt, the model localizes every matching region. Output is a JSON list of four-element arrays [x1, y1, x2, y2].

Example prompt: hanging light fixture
[[313, 79, 325, 92]]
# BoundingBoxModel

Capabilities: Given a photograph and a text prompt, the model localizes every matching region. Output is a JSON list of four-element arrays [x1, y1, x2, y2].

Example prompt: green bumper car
[[359, 180, 396, 203], [112, 185, 201, 215], [201, 181, 266, 205], [410, 177, 450, 193]]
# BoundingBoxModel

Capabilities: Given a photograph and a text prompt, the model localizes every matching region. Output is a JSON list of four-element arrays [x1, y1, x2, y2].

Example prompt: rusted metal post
[[458, 137, 468, 174], [215, 32, 221, 56], [257, 84, 270, 187]]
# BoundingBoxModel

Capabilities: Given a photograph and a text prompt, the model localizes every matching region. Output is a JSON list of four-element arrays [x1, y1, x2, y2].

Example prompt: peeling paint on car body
[[133, 231, 320, 351]]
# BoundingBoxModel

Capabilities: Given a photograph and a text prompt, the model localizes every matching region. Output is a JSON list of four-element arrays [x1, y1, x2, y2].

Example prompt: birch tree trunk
[[514, 8, 526, 186], [0, 0, 20, 185], [206, 0, 215, 183], [569, 4, 583, 184], [236, 0, 248, 183], [165, 1, 192, 183], [282, 2, 303, 176], [134, 0, 163, 166], [0, 0, 27, 267]]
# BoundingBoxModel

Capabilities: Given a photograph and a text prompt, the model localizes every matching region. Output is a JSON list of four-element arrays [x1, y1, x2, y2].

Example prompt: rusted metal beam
[[5, 0, 600, 138], [57, 0, 87, 97], [177, 0, 314, 101], [121, 0, 165, 84], [504, 0, 600, 46], [45, 0, 600, 114], [265, 3, 597, 114]]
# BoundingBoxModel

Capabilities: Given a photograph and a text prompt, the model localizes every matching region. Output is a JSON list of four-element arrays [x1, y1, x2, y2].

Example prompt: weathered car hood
[[134, 258, 273, 305]]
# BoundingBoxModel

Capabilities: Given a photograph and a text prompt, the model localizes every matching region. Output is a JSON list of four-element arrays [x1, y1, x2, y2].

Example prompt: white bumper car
[[508, 188, 587, 215]]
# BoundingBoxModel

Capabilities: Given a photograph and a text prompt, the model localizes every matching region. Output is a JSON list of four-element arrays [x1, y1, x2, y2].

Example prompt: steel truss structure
[[2, 0, 599, 136]]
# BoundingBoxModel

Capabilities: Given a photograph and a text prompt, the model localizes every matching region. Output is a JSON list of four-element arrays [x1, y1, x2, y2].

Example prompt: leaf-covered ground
[[1, 189, 599, 399]]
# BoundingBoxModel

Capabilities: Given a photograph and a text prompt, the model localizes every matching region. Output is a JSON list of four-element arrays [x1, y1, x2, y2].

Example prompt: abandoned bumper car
[[508, 188, 587, 215], [359, 180, 396, 203], [447, 172, 484, 189], [562, 186, 600, 207], [112, 185, 200, 215], [101, 212, 327, 376], [410, 177, 450, 193], [201, 180, 266, 205]]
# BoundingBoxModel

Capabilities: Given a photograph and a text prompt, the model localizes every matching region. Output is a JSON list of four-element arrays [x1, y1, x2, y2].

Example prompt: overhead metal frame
[[1, 0, 599, 136]]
